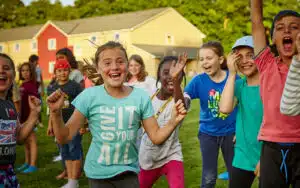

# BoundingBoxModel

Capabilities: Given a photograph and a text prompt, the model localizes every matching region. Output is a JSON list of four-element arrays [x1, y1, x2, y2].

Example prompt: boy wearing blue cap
[[251, 0, 300, 187], [219, 36, 262, 188]]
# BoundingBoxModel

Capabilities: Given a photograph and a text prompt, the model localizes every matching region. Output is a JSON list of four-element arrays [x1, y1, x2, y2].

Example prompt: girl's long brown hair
[[127, 54, 148, 82]]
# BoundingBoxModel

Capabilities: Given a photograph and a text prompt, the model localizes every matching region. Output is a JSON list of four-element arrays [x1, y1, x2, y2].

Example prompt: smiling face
[[199, 48, 224, 77], [0, 57, 14, 95], [235, 47, 258, 77], [128, 59, 142, 77], [273, 16, 300, 58], [97, 48, 128, 88], [55, 68, 70, 83]]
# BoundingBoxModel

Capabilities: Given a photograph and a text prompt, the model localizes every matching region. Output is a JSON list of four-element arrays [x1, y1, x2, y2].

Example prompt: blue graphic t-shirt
[[184, 71, 238, 136], [72, 85, 154, 179]]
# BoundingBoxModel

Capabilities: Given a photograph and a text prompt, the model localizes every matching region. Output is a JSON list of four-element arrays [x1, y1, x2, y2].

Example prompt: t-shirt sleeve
[[254, 47, 277, 72], [71, 89, 90, 118], [280, 57, 300, 116], [141, 94, 154, 120], [184, 76, 199, 99]]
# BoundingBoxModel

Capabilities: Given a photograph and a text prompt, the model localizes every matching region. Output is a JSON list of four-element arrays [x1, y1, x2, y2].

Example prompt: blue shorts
[[61, 133, 83, 160]]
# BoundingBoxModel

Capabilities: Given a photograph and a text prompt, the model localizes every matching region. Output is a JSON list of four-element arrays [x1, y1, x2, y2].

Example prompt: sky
[[21, 0, 75, 6]]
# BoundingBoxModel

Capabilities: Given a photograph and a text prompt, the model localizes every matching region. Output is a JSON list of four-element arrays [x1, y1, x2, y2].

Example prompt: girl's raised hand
[[46, 89, 65, 113], [296, 33, 300, 61], [171, 99, 187, 124], [170, 52, 188, 79], [28, 96, 41, 115], [227, 52, 240, 74]]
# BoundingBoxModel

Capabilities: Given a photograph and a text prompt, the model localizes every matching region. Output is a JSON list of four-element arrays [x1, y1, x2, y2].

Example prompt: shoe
[[22, 166, 38, 173], [16, 163, 29, 172], [53, 155, 62, 162], [218, 171, 229, 180]]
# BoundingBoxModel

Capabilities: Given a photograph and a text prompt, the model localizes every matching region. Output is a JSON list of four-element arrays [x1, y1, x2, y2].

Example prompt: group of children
[[0, 0, 299, 188]]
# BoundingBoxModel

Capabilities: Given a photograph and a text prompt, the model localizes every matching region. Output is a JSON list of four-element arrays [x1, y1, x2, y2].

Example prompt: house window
[[114, 33, 120, 42], [48, 38, 56, 50], [14, 43, 20, 52], [165, 34, 174, 45], [74, 44, 82, 56], [0, 45, 3, 53], [31, 40, 37, 51], [49, 61, 55, 73]]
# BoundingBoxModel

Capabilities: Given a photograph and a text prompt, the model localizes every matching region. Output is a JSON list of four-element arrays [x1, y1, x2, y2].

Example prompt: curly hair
[[18, 62, 37, 83], [127, 54, 148, 82]]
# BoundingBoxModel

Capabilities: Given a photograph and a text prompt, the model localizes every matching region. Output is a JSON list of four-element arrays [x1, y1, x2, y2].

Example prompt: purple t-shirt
[[20, 80, 39, 123]]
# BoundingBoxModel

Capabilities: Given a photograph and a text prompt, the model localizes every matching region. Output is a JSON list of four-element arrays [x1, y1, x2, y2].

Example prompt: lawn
[[15, 98, 259, 188]]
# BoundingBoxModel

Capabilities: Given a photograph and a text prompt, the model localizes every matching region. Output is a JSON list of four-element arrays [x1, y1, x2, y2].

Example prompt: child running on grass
[[280, 34, 300, 116], [219, 36, 263, 188], [17, 62, 39, 174], [0, 53, 40, 187], [47, 59, 83, 188], [184, 41, 239, 188], [47, 41, 187, 188], [251, 0, 300, 187], [139, 54, 189, 188]]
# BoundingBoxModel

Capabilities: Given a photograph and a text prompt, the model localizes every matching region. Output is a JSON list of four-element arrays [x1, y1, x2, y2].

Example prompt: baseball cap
[[232, 36, 254, 50], [271, 10, 300, 38], [54, 59, 71, 70]]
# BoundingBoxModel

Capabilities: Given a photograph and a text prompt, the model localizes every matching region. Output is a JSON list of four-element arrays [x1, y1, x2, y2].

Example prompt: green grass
[[16, 99, 259, 188]]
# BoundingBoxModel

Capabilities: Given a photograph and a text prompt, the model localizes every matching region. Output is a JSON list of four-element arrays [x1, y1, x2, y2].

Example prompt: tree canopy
[[1, 0, 299, 52]]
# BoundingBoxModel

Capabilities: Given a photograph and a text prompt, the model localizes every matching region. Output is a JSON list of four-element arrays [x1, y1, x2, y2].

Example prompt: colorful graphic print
[[208, 89, 228, 120], [0, 120, 17, 145]]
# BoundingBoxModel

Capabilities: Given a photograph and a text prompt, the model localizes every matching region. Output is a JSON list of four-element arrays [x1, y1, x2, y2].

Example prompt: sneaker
[[53, 155, 62, 162], [16, 163, 29, 172], [218, 171, 229, 180], [22, 166, 38, 173]]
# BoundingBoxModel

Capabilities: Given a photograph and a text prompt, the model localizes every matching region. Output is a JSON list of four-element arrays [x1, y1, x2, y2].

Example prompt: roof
[[134, 44, 199, 59], [0, 7, 168, 42]]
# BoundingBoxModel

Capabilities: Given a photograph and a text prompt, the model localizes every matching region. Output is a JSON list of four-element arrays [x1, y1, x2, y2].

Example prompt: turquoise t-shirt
[[232, 78, 263, 171], [72, 85, 154, 179]]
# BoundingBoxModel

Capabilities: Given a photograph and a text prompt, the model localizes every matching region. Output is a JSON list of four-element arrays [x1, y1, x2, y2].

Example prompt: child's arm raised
[[280, 33, 300, 116], [47, 89, 85, 144], [16, 96, 41, 144], [219, 53, 239, 114], [142, 100, 187, 145], [170, 53, 188, 106], [251, 0, 267, 56]]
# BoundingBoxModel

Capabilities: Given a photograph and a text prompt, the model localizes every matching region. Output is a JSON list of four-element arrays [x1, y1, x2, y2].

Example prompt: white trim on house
[[48, 38, 56, 50], [34, 20, 68, 39]]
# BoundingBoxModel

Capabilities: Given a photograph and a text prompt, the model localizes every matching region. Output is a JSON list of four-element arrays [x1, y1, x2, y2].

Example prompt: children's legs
[[198, 132, 219, 188], [229, 167, 255, 188], [29, 132, 38, 167], [220, 134, 234, 175], [162, 160, 185, 188], [138, 167, 161, 188], [71, 160, 81, 179], [24, 140, 30, 164], [65, 160, 73, 179], [259, 142, 290, 188]]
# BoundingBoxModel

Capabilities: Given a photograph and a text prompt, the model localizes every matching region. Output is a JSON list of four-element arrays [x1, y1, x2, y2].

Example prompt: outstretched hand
[[227, 52, 241, 74], [170, 52, 188, 80], [171, 99, 187, 124], [46, 89, 65, 114], [296, 33, 300, 61], [28, 96, 41, 115]]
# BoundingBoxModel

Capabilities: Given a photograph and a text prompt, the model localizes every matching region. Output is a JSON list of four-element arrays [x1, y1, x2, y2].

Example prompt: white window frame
[[74, 44, 82, 56], [49, 61, 55, 74], [114, 32, 120, 42], [165, 34, 174, 45], [14, 43, 20, 52], [0, 45, 3, 53], [31, 40, 37, 52], [48, 38, 56, 50]]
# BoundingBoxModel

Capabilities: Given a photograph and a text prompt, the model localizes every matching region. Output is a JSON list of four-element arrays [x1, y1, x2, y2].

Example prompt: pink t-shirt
[[255, 47, 300, 143]]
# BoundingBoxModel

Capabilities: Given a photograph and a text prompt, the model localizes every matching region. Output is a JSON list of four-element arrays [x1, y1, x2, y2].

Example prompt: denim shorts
[[61, 132, 83, 160]]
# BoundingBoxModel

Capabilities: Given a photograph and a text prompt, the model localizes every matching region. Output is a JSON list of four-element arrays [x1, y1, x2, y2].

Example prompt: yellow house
[[0, 7, 205, 79]]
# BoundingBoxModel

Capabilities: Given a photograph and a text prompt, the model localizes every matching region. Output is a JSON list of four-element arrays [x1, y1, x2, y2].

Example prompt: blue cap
[[232, 36, 254, 50], [271, 10, 300, 39]]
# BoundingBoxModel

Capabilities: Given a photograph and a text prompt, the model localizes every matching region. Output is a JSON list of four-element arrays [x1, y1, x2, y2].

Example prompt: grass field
[[15, 98, 259, 188]]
